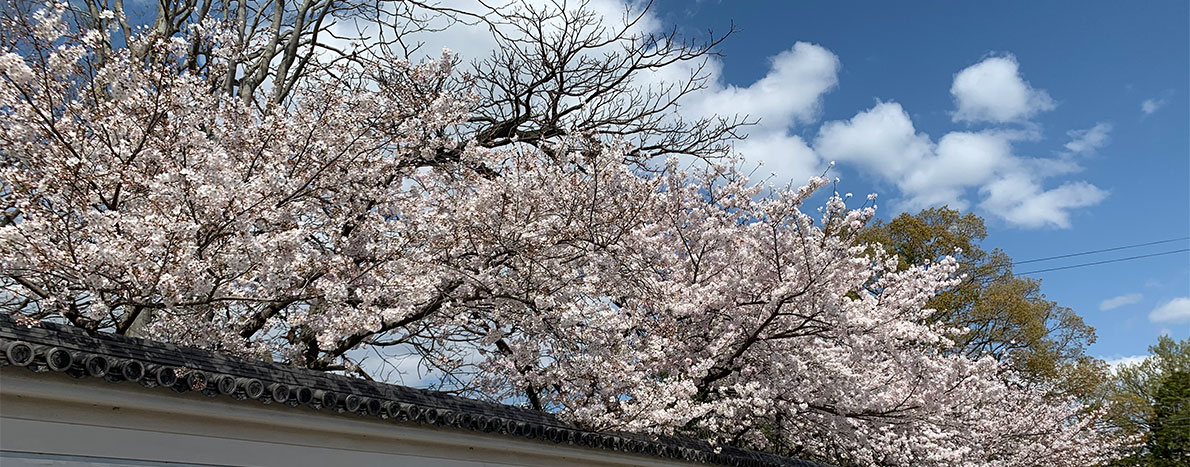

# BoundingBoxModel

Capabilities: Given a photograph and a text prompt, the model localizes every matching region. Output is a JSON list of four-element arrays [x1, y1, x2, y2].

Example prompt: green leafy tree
[[859, 207, 1106, 399], [1108, 336, 1190, 466], [1149, 369, 1190, 465]]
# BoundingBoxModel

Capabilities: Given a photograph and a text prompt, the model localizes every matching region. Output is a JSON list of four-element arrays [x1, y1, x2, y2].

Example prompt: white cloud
[[814, 101, 932, 176], [696, 42, 840, 131], [328, 0, 667, 81], [1142, 98, 1166, 115], [1103, 355, 1148, 373], [1063, 123, 1112, 155], [899, 131, 1013, 210], [731, 133, 823, 186], [951, 55, 1055, 123], [1150, 297, 1190, 323], [690, 42, 840, 184], [814, 102, 1107, 228], [1100, 293, 1143, 311], [980, 178, 1107, 229]]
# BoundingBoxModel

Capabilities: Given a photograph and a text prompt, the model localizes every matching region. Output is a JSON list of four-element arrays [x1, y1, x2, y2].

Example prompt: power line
[[1017, 248, 1190, 275], [1014, 236, 1190, 265]]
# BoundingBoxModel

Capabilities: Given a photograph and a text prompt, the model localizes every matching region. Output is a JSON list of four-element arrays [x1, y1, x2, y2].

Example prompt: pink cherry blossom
[[0, 10, 1124, 466]]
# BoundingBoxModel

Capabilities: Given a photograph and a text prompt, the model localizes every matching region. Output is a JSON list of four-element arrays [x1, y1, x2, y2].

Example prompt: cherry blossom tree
[[24, 0, 746, 162], [1, 5, 1124, 466]]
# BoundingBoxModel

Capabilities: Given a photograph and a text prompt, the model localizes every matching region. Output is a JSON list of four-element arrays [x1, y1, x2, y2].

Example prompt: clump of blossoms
[[1, 7, 1122, 466]]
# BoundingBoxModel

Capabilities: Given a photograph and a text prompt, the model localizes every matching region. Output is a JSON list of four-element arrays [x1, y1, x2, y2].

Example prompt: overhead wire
[[1013, 236, 1190, 265], [1016, 248, 1190, 275]]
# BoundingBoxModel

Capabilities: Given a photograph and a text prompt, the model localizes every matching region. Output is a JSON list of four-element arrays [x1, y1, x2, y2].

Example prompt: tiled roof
[[0, 315, 824, 467]]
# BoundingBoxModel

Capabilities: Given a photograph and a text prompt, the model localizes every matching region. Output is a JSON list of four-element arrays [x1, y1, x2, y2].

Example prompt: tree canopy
[[859, 207, 1107, 400], [1107, 336, 1190, 466]]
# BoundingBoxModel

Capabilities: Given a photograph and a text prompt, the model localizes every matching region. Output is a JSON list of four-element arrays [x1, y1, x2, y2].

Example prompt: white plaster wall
[[0, 370, 693, 467]]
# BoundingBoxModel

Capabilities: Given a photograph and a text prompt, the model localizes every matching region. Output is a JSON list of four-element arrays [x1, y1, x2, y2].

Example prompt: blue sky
[[648, 1, 1189, 363]]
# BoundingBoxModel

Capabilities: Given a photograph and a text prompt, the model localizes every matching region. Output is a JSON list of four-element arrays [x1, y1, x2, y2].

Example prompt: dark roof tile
[[0, 315, 826, 467]]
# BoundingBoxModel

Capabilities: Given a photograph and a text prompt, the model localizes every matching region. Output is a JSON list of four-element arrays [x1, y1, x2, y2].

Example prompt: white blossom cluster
[[0, 9, 1121, 466]]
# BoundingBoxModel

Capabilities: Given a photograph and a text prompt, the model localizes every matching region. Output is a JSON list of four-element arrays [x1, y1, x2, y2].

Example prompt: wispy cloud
[[1149, 297, 1190, 323], [1063, 123, 1112, 156], [1100, 293, 1143, 311], [1141, 97, 1166, 115]]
